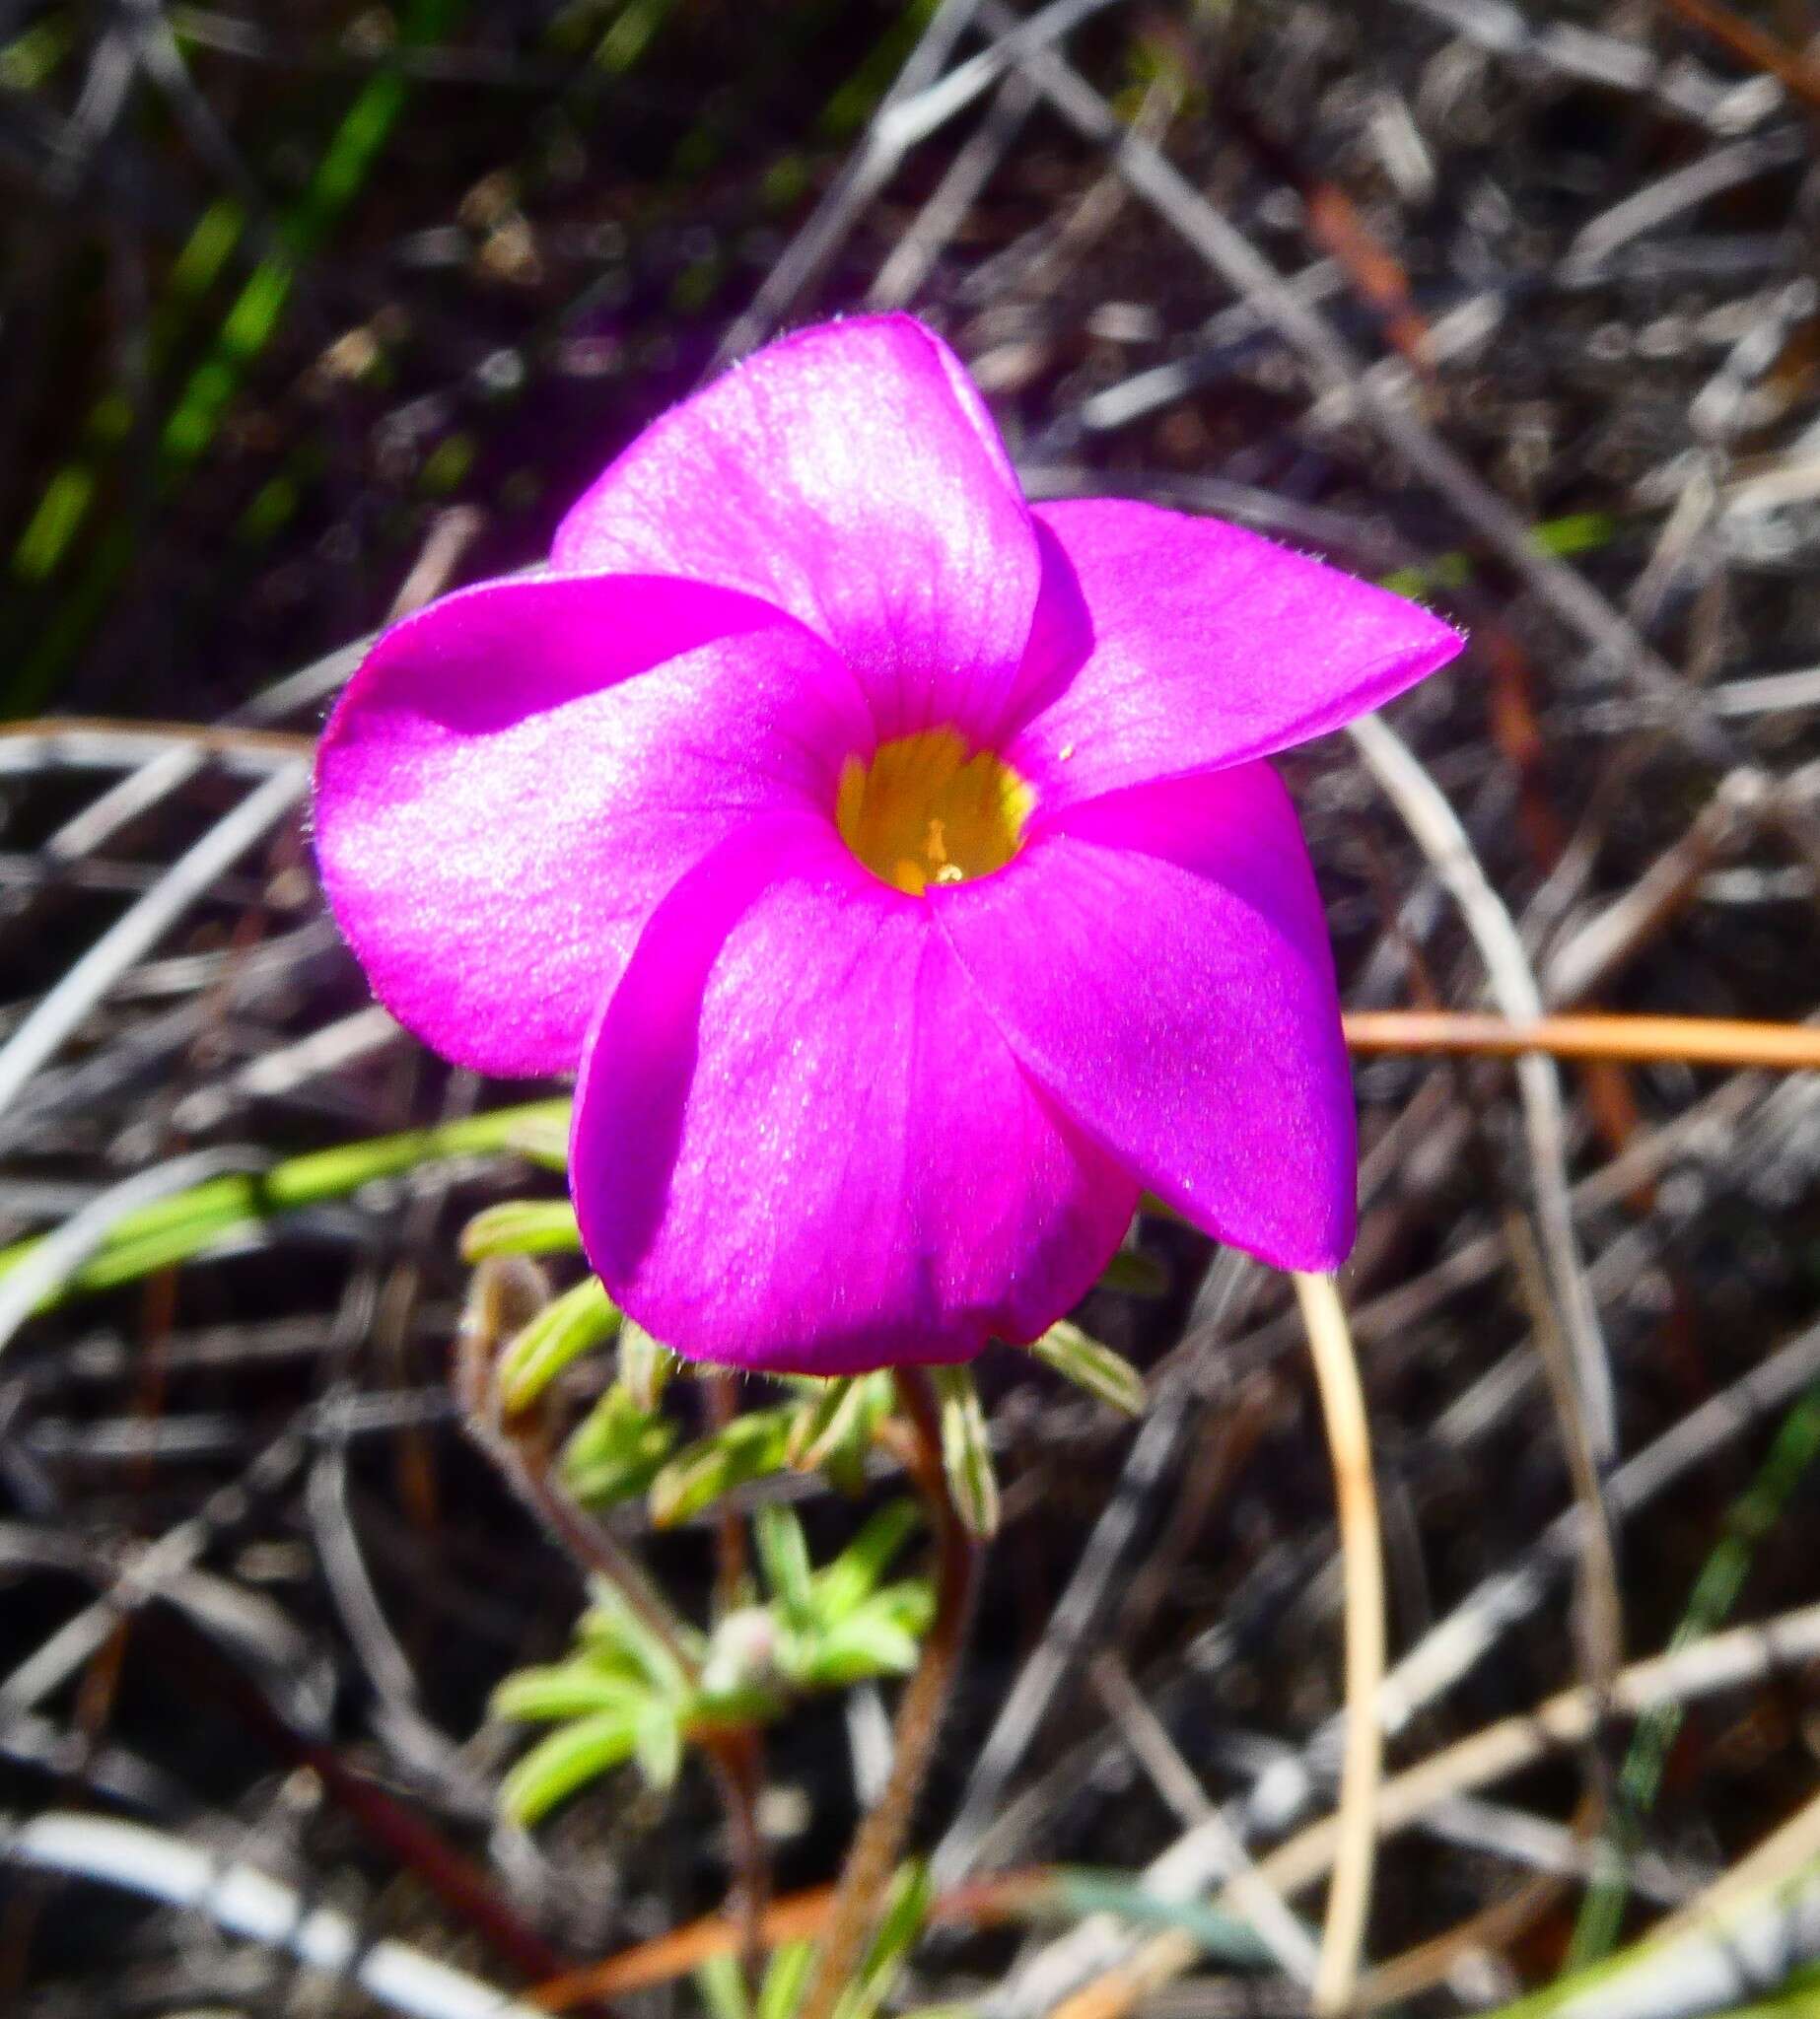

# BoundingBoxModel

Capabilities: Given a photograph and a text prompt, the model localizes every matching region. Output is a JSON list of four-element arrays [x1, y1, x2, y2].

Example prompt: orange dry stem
[[1343, 1010, 1820, 1073]]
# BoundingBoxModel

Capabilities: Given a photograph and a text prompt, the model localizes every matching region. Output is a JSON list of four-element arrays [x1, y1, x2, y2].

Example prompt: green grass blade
[[0, 1099, 571, 1309]]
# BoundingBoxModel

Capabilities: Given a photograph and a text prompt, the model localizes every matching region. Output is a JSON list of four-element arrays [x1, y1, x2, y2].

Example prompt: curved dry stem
[[796, 1365, 981, 2019], [1294, 1271, 1387, 2015]]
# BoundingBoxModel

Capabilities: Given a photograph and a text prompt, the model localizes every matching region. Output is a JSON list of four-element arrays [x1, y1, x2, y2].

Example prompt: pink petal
[[552, 314, 1042, 747], [1009, 500, 1464, 812], [571, 818, 1137, 1375], [934, 762, 1356, 1271], [315, 572, 870, 1078]]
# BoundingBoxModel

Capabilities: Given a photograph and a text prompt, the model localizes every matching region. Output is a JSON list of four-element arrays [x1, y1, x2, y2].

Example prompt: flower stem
[[1294, 1271, 1387, 2015], [796, 1366, 980, 2019], [702, 1367, 770, 1988]]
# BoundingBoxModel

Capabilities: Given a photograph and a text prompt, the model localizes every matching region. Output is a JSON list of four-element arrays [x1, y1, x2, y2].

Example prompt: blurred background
[[4, 2, 1820, 2015]]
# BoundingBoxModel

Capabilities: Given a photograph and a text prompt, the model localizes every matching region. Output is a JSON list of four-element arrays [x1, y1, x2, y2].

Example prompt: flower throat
[[837, 730, 1033, 897]]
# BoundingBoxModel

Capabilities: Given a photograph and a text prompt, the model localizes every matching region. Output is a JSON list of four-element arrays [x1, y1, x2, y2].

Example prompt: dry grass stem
[[1345, 1009, 1820, 1072]]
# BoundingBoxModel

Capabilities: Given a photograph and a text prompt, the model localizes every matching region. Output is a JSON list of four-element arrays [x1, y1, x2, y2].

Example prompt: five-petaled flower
[[315, 315, 1462, 1375]]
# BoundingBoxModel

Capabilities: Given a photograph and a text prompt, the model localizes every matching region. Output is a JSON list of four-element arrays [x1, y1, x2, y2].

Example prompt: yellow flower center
[[836, 730, 1034, 897]]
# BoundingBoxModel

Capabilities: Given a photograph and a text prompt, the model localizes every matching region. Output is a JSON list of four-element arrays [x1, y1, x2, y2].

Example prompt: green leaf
[[560, 1385, 676, 1507], [797, 1608, 922, 1689], [1030, 1321, 1148, 1417], [832, 1861, 933, 2019], [633, 1701, 684, 1790], [865, 1581, 937, 1637], [577, 1581, 698, 1701], [788, 1370, 894, 1481], [506, 1108, 573, 1171], [490, 1663, 649, 1724], [1097, 1248, 1169, 1297], [755, 1504, 816, 1628], [932, 1366, 999, 1540], [0, 1098, 574, 1310], [813, 1500, 923, 1621], [6, 0, 466, 711], [1700, 1972, 1820, 2018], [617, 1319, 675, 1412], [648, 1408, 797, 1527], [497, 1276, 620, 1414], [499, 1709, 638, 1824], [787, 1376, 857, 1465], [459, 1198, 582, 1261], [545, 1628, 646, 1697], [757, 1939, 817, 2019], [843, 1583, 933, 1659], [694, 1951, 752, 2019]]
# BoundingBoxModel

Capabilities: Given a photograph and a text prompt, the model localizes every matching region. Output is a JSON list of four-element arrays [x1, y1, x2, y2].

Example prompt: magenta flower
[[315, 315, 1461, 1375]]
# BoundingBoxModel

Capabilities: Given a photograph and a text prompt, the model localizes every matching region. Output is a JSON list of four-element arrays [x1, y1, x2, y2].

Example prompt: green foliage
[[496, 1276, 621, 1413], [0, 16, 71, 91], [694, 1863, 933, 2019], [596, 0, 676, 73], [786, 1371, 895, 1488], [754, 1502, 815, 1625], [493, 1503, 931, 1825], [648, 1407, 801, 1527], [5, 0, 469, 713], [504, 1108, 574, 1170], [695, 1950, 755, 2019], [1376, 508, 1621, 604], [773, 1502, 934, 1693], [559, 1383, 677, 1504], [932, 1365, 999, 1540], [0, 1100, 572, 1318], [819, 0, 941, 138], [756, 1940, 818, 2019], [498, 1708, 645, 1823], [1096, 1247, 1169, 1297], [1031, 1320, 1148, 1416], [752, 1500, 933, 1692], [694, 1936, 829, 2019], [617, 1319, 677, 1411], [832, 1861, 934, 2019], [812, 1499, 924, 1621], [490, 1665, 650, 1722], [460, 1197, 585, 1260]]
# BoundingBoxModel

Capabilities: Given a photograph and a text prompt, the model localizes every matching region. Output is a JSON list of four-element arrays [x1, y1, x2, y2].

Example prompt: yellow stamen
[[836, 730, 1033, 897]]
